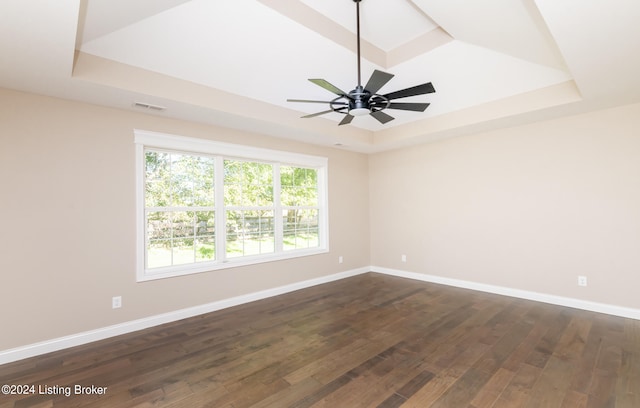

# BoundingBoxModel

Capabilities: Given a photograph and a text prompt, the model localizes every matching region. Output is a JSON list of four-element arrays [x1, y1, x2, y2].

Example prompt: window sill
[[137, 247, 329, 282]]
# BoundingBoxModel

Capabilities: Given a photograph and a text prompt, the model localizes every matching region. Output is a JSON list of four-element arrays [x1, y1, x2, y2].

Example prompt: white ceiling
[[1, 0, 640, 153]]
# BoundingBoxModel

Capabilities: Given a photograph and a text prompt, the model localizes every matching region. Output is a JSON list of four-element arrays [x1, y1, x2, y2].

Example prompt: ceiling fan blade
[[384, 102, 431, 112], [384, 82, 435, 100], [370, 110, 395, 124], [308, 79, 349, 97], [364, 70, 394, 94], [288, 99, 348, 105], [301, 107, 346, 118], [339, 114, 354, 126]]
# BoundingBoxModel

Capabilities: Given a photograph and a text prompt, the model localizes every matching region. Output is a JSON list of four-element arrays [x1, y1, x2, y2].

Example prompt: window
[[144, 151, 216, 268], [135, 130, 328, 281]]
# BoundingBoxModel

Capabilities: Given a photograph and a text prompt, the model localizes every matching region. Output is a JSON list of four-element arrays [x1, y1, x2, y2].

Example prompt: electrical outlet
[[578, 276, 587, 287], [401, 254, 407, 262], [112, 296, 122, 309], [338, 256, 343, 264]]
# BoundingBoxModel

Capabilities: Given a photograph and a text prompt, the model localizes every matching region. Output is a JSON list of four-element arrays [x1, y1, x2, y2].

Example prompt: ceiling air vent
[[133, 102, 167, 112]]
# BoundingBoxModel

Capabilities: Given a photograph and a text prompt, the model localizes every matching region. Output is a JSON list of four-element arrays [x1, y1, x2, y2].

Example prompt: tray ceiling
[[1, 0, 639, 152]]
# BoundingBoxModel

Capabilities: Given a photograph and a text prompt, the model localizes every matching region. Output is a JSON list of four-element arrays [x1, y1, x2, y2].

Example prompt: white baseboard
[[3, 265, 638, 365], [0, 267, 369, 365], [371, 266, 640, 321]]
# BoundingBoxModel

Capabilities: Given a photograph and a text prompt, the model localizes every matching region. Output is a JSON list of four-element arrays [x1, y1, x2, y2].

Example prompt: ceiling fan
[[287, 0, 435, 126]]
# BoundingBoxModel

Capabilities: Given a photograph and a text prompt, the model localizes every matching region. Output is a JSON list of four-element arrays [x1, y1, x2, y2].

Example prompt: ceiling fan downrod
[[349, 0, 369, 116], [354, 0, 362, 88]]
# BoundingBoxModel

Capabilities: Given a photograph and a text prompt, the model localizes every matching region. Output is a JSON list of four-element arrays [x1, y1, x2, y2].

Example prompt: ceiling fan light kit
[[288, 0, 435, 126]]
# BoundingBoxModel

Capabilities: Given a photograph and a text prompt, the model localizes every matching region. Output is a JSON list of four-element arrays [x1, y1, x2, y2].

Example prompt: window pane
[[226, 210, 274, 257], [171, 154, 214, 207], [224, 160, 243, 184], [281, 166, 318, 206], [146, 152, 216, 208], [226, 210, 242, 258], [283, 209, 319, 250], [224, 160, 243, 207], [224, 160, 273, 206], [195, 211, 215, 262], [172, 211, 194, 238], [254, 163, 273, 185], [148, 239, 172, 268], [195, 211, 215, 237], [192, 156, 215, 206], [224, 184, 243, 207], [147, 212, 172, 267], [147, 211, 171, 241], [145, 151, 171, 207], [196, 235, 215, 262], [246, 184, 273, 207], [146, 211, 217, 268], [172, 238, 194, 265]]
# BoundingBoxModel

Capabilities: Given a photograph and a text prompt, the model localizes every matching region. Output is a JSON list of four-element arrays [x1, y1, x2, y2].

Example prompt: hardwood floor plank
[[473, 319, 535, 375], [525, 355, 578, 408], [525, 309, 572, 369], [560, 390, 588, 408], [468, 367, 514, 408], [1, 273, 638, 408], [283, 338, 371, 385], [394, 370, 435, 399], [554, 316, 592, 361], [492, 363, 542, 407], [570, 320, 605, 394], [246, 377, 322, 408], [288, 374, 352, 408], [376, 393, 406, 408], [585, 331, 624, 408], [614, 348, 640, 408], [401, 342, 491, 407], [429, 367, 493, 408], [501, 319, 549, 372]]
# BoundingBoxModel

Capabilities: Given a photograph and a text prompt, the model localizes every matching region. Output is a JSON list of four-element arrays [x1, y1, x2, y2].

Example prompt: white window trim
[[135, 129, 329, 282]]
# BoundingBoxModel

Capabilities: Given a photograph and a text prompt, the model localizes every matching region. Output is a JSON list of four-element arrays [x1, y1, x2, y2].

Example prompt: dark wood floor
[[1, 273, 639, 407]]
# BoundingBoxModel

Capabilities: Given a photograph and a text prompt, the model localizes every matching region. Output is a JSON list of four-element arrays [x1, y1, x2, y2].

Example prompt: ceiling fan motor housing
[[348, 86, 371, 116]]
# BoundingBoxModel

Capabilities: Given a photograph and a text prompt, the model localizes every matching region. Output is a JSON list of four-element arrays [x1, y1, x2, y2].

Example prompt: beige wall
[[370, 102, 640, 309], [0, 88, 370, 350], [2, 85, 640, 353]]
